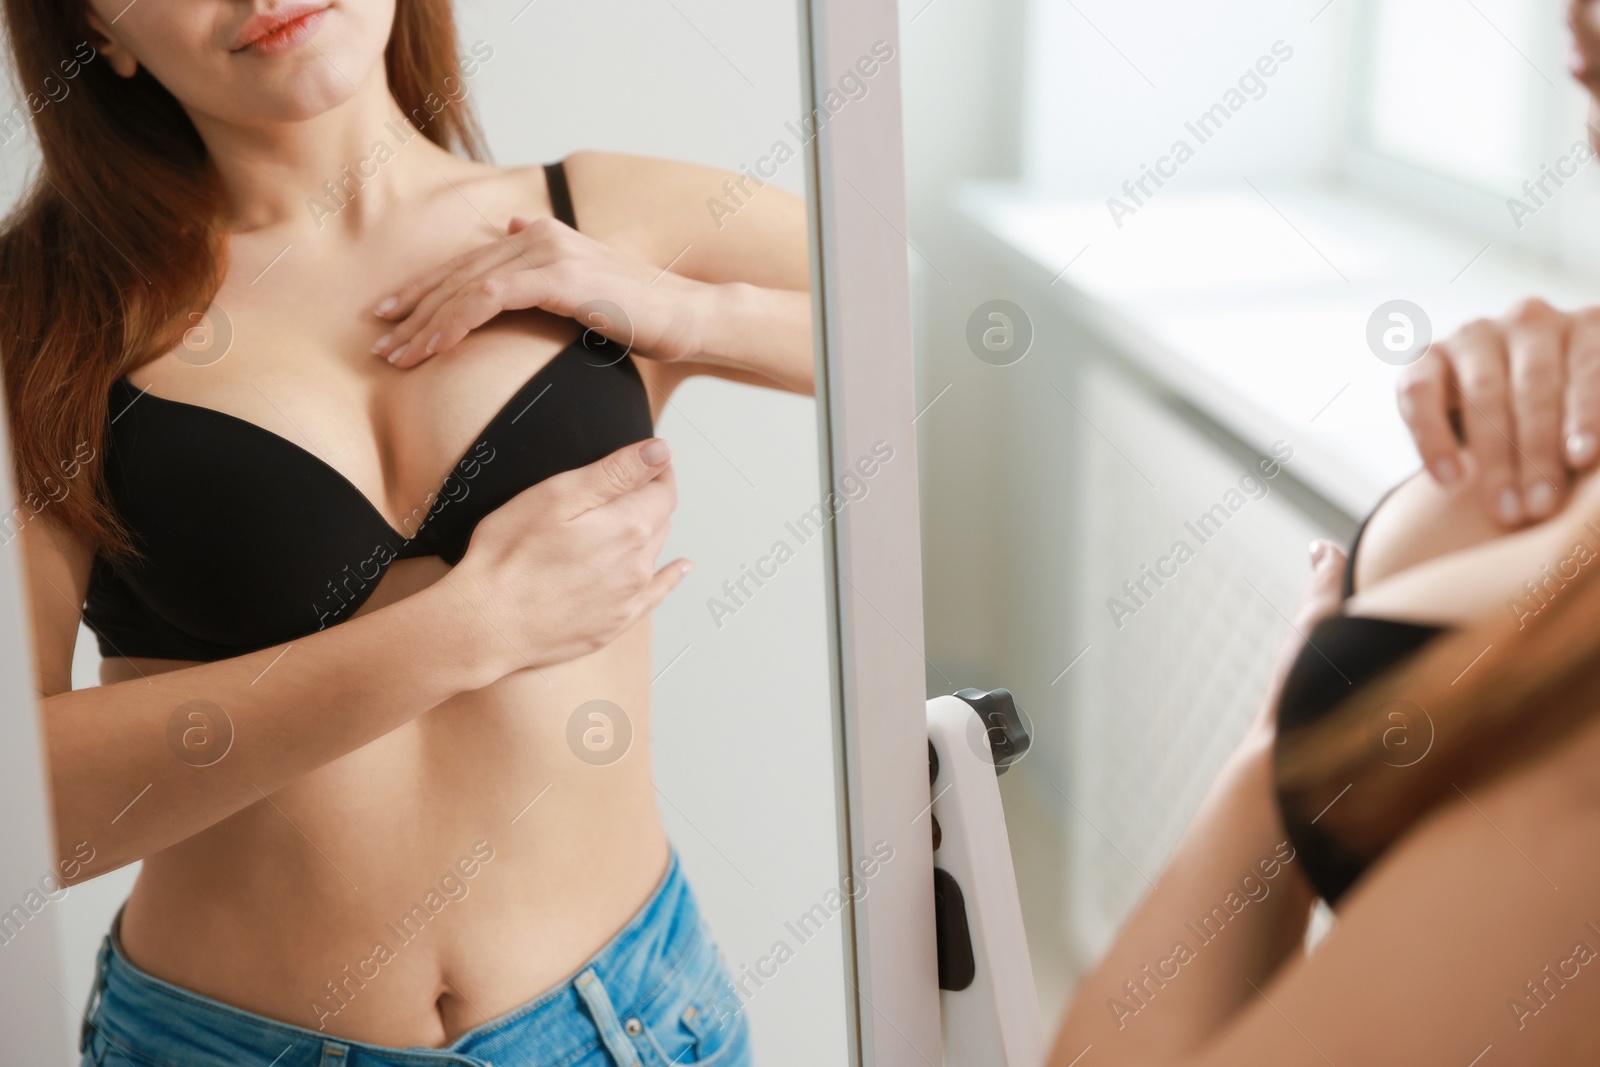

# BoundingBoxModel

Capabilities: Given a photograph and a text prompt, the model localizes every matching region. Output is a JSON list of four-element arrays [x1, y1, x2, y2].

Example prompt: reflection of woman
[[2, 1, 810, 1064]]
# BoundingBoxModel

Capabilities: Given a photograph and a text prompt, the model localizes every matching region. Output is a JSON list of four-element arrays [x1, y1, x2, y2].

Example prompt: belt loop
[[79, 934, 113, 1053], [78, 927, 113, 1055], [320, 1040, 350, 1067], [573, 967, 642, 1067]]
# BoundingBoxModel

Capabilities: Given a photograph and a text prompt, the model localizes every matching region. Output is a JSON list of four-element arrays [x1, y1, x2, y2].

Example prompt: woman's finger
[[374, 247, 530, 362], [1260, 540, 1348, 719], [1570, 0, 1600, 93], [1503, 298, 1569, 519], [1450, 319, 1523, 526], [630, 558, 695, 622], [1564, 307, 1600, 468], [1293, 539, 1348, 633], [373, 236, 526, 341], [374, 247, 485, 323], [1396, 346, 1465, 487], [387, 269, 550, 368]]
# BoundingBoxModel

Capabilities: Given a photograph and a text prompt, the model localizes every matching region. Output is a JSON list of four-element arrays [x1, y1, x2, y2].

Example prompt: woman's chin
[[192, 60, 377, 126]]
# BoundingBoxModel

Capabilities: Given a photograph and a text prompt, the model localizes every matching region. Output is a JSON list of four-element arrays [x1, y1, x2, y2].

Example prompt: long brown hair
[[0, 0, 485, 559]]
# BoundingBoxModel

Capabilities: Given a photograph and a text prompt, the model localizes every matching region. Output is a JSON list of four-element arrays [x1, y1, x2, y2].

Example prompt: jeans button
[[624, 1018, 643, 1036]]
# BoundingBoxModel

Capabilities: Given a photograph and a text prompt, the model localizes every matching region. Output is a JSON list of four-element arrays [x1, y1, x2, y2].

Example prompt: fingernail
[[370, 333, 392, 354], [680, 560, 695, 576], [1497, 487, 1522, 524], [1308, 540, 1326, 565], [374, 297, 398, 316], [640, 438, 670, 465], [425, 332, 442, 354], [1527, 482, 1557, 517], [1434, 455, 1460, 486], [1569, 431, 1597, 464], [386, 342, 410, 365]]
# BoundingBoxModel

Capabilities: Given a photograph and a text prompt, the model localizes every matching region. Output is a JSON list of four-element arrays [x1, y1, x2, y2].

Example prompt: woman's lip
[[233, 6, 330, 54]]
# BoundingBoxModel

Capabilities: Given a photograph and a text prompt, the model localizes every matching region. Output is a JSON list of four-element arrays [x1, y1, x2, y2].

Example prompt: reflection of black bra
[[1272, 491, 1450, 905], [81, 161, 654, 663]]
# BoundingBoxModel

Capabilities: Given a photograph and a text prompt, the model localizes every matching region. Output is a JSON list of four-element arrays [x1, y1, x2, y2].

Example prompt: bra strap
[[543, 160, 577, 230]]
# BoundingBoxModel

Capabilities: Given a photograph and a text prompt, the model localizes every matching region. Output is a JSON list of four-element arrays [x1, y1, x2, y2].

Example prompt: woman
[[4, 0, 812, 1064], [1045, 463, 1600, 1065]]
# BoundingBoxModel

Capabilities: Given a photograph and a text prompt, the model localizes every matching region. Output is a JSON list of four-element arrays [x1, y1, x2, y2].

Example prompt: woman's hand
[[448, 436, 692, 672], [370, 216, 712, 369], [1392, 10, 1600, 525], [1246, 539, 1348, 741], [1570, 0, 1600, 104], [1396, 300, 1600, 527]]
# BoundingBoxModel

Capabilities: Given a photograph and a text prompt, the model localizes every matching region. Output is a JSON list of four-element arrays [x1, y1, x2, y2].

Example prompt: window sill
[[952, 180, 1600, 518]]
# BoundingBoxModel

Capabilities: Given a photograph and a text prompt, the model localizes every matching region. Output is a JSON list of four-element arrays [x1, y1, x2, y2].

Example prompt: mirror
[[902, 0, 1600, 1044], [0, 1, 871, 1062]]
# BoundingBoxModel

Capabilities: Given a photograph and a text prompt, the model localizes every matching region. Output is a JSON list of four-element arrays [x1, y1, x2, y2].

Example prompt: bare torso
[[109, 157, 673, 1046]]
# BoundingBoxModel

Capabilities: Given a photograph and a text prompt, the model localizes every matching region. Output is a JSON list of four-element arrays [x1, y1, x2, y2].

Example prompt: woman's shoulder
[[455, 151, 735, 248], [473, 150, 805, 277], [473, 151, 732, 216], [560, 150, 796, 246], [558, 149, 768, 201]]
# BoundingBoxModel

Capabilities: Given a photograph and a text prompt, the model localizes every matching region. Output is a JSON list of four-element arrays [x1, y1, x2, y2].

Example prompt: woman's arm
[[28, 515, 507, 881], [1048, 732, 1315, 1065], [24, 438, 687, 881], [648, 279, 814, 397], [1187, 684, 1600, 1066], [1046, 544, 1336, 1066], [372, 152, 817, 397], [1050, 540, 1600, 1065], [1059, 698, 1600, 1066], [564, 151, 815, 397]]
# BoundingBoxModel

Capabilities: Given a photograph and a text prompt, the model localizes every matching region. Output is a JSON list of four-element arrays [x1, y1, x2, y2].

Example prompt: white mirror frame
[[799, 0, 942, 1064], [0, 396, 75, 1059]]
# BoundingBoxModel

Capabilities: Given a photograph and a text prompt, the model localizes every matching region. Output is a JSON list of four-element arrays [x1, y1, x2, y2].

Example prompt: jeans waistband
[[83, 849, 706, 1067]]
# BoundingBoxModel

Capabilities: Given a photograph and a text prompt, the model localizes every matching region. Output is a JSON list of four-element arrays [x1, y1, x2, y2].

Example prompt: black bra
[[1272, 486, 1449, 905], [81, 161, 653, 663]]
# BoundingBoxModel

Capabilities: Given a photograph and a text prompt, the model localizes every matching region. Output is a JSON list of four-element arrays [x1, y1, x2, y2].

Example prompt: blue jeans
[[79, 851, 752, 1066]]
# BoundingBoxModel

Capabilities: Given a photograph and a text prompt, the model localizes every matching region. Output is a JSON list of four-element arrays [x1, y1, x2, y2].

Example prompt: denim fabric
[[79, 851, 752, 1067]]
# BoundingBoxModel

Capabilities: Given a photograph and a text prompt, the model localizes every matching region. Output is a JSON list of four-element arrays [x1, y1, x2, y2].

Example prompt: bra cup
[[417, 345, 652, 565], [85, 347, 652, 661], [104, 381, 403, 647], [1272, 614, 1449, 905]]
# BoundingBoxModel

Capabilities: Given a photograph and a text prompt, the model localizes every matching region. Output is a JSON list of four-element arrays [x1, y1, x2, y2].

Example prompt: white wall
[[0, 1, 851, 1061], [1021, 0, 1351, 196]]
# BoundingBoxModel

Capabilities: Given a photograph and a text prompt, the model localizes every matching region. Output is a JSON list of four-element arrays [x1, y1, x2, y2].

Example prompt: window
[[1357, 0, 1543, 192]]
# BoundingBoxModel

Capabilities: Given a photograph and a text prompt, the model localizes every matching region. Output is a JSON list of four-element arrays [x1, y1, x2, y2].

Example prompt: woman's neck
[[188, 71, 461, 236]]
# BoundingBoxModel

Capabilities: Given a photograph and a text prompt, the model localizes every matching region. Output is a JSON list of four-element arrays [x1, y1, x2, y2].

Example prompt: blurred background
[[899, 0, 1600, 1029]]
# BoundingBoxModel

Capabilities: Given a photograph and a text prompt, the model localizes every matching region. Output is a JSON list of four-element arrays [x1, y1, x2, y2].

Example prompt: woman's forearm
[[43, 578, 515, 880], [1049, 729, 1316, 1067], [691, 282, 815, 395]]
